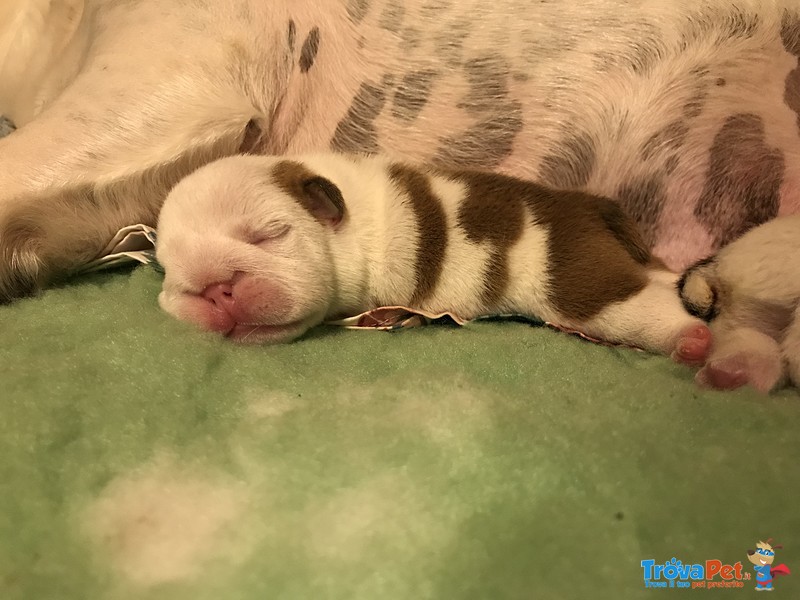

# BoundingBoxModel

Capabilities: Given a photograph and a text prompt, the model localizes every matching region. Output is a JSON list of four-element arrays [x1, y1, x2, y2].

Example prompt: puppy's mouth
[[226, 320, 308, 343]]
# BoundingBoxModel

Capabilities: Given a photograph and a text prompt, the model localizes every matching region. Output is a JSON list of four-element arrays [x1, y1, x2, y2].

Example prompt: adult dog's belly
[[268, 0, 800, 270], [1, 0, 800, 298]]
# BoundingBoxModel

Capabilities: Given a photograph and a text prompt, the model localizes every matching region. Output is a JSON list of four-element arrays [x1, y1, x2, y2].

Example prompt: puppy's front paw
[[671, 323, 713, 366], [696, 352, 784, 394]]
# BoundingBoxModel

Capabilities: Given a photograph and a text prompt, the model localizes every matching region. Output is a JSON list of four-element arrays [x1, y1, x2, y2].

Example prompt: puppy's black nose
[[747, 549, 755, 555]]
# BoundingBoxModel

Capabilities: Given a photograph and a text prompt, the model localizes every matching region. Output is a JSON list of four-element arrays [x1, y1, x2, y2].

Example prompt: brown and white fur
[[157, 153, 711, 363], [3, 0, 800, 303], [679, 215, 800, 392]]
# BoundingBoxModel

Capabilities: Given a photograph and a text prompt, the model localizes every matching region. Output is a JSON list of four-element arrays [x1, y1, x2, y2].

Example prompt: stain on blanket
[[247, 389, 305, 419], [304, 376, 491, 561], [83, 457, 249, 586], [306, 472, 448, 562]]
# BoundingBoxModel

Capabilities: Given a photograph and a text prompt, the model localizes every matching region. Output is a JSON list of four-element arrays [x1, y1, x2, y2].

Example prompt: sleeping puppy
[[156, 153, 711, 362], [679, 216, 800, 393], [3, 1, 800, 303]]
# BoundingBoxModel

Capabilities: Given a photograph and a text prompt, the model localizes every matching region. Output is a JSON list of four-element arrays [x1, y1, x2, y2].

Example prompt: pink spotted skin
[[1, 0, 800, 300]]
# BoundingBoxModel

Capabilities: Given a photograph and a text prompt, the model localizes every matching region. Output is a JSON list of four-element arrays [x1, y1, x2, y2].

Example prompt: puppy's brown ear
[[271, 160, 346, 227], [303, 177, 346, 227]]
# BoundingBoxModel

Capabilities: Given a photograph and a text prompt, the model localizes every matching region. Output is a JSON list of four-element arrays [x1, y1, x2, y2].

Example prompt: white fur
[[0, 0, 84, 121], [2, 0, 800, 302], [683, 215, 800, 392]]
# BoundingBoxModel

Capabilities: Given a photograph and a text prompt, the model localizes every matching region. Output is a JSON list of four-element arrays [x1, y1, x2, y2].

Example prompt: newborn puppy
[[679, 216, 800, 393], [157, 153, 709, 361]]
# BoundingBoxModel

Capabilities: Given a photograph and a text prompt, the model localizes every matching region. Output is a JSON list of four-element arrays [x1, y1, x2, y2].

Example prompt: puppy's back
[[427, 167, 654, 321]]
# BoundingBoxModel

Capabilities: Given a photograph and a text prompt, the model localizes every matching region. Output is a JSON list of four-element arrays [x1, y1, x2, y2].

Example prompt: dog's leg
[[577, 276, 712, 360], [780, 307, 800, 388], [0, 65, 262, 301], [696, 320, 784, 393]]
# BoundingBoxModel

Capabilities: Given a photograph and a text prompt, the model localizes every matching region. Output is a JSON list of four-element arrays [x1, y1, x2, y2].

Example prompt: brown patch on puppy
[[452, 171, 649, 319], [648, 255, 669, 271], [598, 202, 651, 266], [454, 173, 526, 307], [695, 113, 784, 246], [540, 192, 651, 321], [388, 164, 448, 306], [271, 161, 346, 225]]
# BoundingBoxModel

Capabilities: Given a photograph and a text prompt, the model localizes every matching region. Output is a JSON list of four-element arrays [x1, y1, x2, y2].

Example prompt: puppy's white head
[[156, 155, 346, 344]]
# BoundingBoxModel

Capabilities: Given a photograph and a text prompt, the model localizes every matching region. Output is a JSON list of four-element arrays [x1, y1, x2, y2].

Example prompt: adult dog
[[1, 0, 799, 301]]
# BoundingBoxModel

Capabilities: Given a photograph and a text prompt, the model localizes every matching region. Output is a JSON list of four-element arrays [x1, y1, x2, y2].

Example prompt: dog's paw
[[695, 352, 784, 394], [0, 215, 48, 302], [671, 323, 713, 367]]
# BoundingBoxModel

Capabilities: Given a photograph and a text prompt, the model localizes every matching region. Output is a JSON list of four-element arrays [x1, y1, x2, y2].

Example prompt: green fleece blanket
[[1, 265, 798, 599]]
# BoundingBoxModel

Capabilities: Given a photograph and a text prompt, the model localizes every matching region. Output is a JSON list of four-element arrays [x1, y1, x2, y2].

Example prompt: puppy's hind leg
[[697, 321, 784, 393], [577, 276, 712, 360], [779, 306, 800, 389]]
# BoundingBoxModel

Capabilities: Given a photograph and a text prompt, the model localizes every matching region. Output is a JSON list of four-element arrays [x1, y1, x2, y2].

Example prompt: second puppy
[[156, 153, 709, 362], [679, 215, 800, 393]]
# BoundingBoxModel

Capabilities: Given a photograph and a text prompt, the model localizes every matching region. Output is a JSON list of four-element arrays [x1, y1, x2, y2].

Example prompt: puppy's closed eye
[[243, 222, 291, 246]]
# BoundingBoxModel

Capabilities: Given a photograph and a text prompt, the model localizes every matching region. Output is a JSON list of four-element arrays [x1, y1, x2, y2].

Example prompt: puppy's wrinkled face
[[156, 156, 345, 344]]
